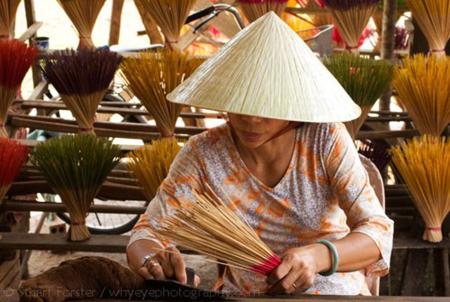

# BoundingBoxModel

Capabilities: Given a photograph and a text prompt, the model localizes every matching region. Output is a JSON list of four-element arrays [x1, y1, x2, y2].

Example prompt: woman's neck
[[234, 128, 297, 166]]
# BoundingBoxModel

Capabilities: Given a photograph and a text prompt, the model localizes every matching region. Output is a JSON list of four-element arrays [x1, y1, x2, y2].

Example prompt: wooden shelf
[[0, 233, 448, 254], [7, 181, 146, 201], [0, 233, 129, 253], [1, 200, 146, 215]]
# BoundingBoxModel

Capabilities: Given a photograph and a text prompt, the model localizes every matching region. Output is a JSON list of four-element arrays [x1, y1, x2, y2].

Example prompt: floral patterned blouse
[[127, 122, 394, 295]]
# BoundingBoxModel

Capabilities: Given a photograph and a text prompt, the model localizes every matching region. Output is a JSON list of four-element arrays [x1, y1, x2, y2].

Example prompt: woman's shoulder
[[298, 122, 346, 142], [184, 123, 229, 153]]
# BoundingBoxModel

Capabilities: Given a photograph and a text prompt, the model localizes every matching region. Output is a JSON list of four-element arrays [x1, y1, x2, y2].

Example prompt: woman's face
[[227, 113, 290, 149]]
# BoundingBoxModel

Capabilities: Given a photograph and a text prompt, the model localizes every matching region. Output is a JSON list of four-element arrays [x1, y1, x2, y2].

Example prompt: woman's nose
[[241, 115, 263, 123]]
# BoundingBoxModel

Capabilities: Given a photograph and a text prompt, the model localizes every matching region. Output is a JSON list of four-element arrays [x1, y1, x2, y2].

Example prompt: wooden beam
[[394, 236, 450, 250], [16, 139, 140, 153], [0, 233, 449, 253], [69, 297, 450, 302], [0, 233, 129, 253], [9, 114, 206, 137], [371, 111, 409, 116], [380, 0, 398, 111], [23, 0, 41, 87], [366, 116, 412, 122], [134, 0, 164, 44], [15, 99, 142, 108], [2, 291, 450, 302], [18, 166, 134, 180], [27, 80, 49, 101], [443, 248, 450, 296], [8, 181, 146, 201], [18, 100, 226, 119], [18, 100, 422, 122], [356, 129, 419, 140], [109, 0, 125, 46], [10, 113, 421, 140], [1, 200, 146, 215], [17, 22, 43, 42], [9, 116, 174, 140], [400, 249, 429, 295], [286, 7, 329, 14]]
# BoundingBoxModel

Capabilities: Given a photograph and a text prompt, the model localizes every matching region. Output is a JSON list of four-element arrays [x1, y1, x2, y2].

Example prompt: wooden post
[[134, 0, 164, 44], [443, 248, 450, 296], [23, 0, 40, 87], [380, 0, 397, 112], [109, 0, 125, 46]]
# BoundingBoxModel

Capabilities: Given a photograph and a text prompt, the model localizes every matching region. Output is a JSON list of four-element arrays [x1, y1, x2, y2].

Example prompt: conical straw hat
[[167, 12, 361, 123]]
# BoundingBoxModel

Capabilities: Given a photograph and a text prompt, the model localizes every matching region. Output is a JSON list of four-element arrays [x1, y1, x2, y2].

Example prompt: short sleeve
[[323, 123, 394, 277], [126, 137, 204, 252]]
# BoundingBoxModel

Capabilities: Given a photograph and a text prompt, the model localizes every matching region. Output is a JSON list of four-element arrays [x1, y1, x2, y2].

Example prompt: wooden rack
[[1, 0, 449, 297]]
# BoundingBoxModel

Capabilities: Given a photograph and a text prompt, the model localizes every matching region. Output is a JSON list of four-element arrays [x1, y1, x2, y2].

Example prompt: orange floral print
[[128, 123, 394, 296]]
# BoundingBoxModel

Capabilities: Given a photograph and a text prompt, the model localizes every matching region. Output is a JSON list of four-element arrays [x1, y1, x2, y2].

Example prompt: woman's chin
[[238, 138, 266, 149]]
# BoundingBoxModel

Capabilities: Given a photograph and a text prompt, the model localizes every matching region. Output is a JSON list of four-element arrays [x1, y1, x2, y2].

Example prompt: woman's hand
[[136, 247, 201, 287], [266, 244, 330, 294]]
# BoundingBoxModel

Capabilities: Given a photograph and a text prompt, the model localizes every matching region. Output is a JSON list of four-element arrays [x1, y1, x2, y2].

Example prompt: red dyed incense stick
[[0, 39, 37, 137], [0, 138, 29, 203]]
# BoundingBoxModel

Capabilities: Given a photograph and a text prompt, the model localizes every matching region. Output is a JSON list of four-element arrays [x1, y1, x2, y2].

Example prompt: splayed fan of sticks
[[407, 0, 450, 57], [0, 0, 21, 37], [324, 53, 393, 139], [391, 136, 450, 243], [128, 137, 181, 202], [57, 0, 106, 49], [0, 138, 28, 205], [149, 182, 281, 276], [135, 0, 196, 49], [31, 134, 121, 241], [0, 39, 37, 138], [121, 50, 203, 138], [323, 0, 379, 52], [41, 49, 121, 135], [393, 54, 450, 137]]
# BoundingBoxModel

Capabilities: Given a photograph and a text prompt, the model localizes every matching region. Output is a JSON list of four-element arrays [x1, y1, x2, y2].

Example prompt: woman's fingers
[[137, 266, 153, 280], [168, 247, 187, 284], [292, 270, 315, 293], [266, 252, 316, 294], [193, 275, 201, 288], [267, 267, 300, 294], [266, 256, 292, 286], [140, 248, 190, 284], [156, 251, 174, 279], [147, 261, 165, 280]]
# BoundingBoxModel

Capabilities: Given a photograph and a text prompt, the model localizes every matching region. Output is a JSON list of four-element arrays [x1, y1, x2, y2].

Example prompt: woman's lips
[[241, 131, 263, 141]]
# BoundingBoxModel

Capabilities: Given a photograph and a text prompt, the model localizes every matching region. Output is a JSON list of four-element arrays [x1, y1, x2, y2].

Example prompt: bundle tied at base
[[30, 134, 121, 242], [41, 49, 122, 136], [390, 135, 450, 243]]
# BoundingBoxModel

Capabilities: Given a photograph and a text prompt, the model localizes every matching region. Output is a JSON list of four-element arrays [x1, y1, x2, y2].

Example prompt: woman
[[127, 12, 393, 296]]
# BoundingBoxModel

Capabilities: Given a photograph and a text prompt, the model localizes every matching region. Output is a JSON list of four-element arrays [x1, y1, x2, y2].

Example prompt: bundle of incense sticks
[[149, 184, 281, 275], [238, 0, 288, 23], [31, 134, 121, 241], [323, 0, 379, 52], [0, 138, 29, 205], [391, 135, 450, 243], [0, 39, 37, 137]]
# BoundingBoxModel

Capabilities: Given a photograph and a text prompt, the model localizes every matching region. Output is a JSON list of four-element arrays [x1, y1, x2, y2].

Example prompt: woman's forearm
[[126, 239, 165, 273], [335, 232, 381, 271], [313, 232, 382, 274]]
